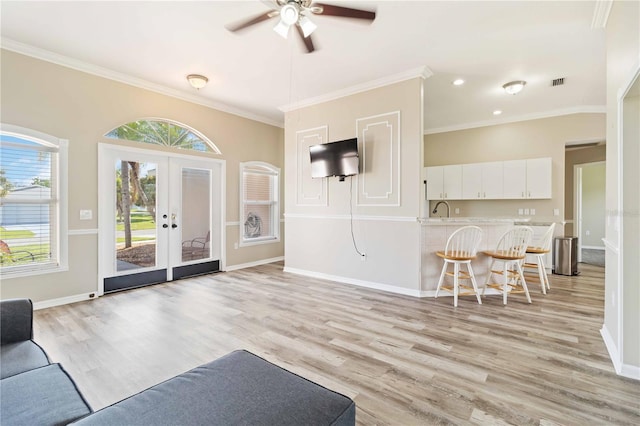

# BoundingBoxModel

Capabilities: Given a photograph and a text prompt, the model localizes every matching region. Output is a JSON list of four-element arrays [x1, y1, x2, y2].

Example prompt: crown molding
[[1, 38, 284, 128], [279, 65, 433, 112], [591, 0, 613, 29], [424, 105, 607, 135]]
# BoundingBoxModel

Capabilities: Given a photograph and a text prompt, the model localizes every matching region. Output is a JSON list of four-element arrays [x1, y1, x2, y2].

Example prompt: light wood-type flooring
[[33, 263, 639, 425]]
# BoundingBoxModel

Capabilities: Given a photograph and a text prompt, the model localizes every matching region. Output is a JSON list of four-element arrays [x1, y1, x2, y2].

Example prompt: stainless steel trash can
[[553, 237, 578, 275]]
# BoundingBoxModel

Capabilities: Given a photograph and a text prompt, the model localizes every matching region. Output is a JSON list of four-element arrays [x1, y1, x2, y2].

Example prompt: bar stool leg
[[467, 262, 482, 305], [453, 262, 460, 307], [435, 261, 447, 298], [537, 256, 547, 295], [503, 263, 509, 305], [517, 262, 532, 303]]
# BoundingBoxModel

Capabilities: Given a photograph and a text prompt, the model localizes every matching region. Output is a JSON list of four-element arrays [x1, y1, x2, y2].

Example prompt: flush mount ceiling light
[[503, 80, 527, 95], [493, 110, 502, 115], [452, 79, 465, 86], [187, 74, 208, 89]]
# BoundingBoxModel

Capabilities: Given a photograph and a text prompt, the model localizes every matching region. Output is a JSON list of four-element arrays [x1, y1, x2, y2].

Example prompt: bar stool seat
[[435, 226, 483, 307]]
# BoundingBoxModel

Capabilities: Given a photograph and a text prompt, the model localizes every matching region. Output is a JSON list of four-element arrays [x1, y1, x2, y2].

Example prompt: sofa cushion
[[0, 340, 50, 379], [73, 349, 355, 426], [1, 363, 92, 426]]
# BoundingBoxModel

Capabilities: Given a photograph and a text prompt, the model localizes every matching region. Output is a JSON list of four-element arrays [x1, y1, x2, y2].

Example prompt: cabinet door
[[526, 158, 552, 199], [462, 163, 483, 199], [425, 166, 444, 200], [503, 160, 527, 199], [443, 165, 462, 200], [481, 162, 504, 199]]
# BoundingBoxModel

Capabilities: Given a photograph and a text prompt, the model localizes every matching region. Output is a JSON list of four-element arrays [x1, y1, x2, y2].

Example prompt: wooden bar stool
[[523, 223, 556, 294], [482, 226, 534, 304], [435, 226, 483, 307]]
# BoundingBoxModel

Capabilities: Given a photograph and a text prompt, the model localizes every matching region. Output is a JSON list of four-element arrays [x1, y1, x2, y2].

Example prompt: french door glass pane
[[115, 161, 157, 272], [181, 168, 210, 262]]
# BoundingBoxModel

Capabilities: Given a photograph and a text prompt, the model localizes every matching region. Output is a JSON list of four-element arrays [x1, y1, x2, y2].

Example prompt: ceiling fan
[[226, 0, 376, 54]]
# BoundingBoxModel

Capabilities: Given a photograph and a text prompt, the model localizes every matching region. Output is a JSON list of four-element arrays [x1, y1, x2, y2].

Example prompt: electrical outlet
[[518, 208, 524, 215], [524, 208, 530, 215], [234, 242, 238, 249], [454, 208, 460, 215], [530, 208, 536, 215], [553, 208, 560, 216], [586, 230, 590, 236]]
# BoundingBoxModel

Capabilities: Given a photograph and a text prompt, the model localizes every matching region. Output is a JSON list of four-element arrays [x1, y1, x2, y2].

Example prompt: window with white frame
[[0, 124, 68, 277], [240, 162, 279, 246]]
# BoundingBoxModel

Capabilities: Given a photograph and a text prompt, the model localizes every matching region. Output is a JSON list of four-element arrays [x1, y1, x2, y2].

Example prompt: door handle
[[171, 224, 178, 229], [162, 224, 168, 228]]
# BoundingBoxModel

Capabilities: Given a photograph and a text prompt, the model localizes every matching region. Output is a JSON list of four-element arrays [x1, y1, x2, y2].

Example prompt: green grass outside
[[116, 212, 156, 231], [0, 227, 36, 240], [0, 243, 50, 265], [116, 236, 156, 244]]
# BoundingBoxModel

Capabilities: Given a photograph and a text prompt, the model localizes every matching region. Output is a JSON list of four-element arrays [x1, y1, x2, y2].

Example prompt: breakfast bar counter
[[419, 218, 518, 296]]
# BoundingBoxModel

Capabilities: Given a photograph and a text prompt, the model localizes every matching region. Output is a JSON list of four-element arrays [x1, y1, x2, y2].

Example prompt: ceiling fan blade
[[295, 24, 315, 53], [313, 3, 376, 21], [226, 11, 278, 32]]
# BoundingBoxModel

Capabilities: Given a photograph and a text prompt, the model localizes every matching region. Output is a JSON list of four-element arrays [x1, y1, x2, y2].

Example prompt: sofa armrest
[[1, 298, 34, 344]]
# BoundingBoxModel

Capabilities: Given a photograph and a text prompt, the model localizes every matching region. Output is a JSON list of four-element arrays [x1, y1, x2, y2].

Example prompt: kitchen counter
[[420, 217, 555, 297], [421, 217, 524, 224]]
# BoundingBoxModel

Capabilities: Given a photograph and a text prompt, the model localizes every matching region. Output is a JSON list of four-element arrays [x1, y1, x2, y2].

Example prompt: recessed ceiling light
[[452, 79, 465, 86], [493, 110, 502, 115]]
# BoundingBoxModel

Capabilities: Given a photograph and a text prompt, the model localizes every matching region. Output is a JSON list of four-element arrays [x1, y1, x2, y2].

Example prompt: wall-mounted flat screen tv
[[309, 138, 359, 180]]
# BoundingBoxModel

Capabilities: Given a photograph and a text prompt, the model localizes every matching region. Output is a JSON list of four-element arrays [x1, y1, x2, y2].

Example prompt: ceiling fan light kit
[[227, 0, 376, 54], [503, 80, 527, 95]]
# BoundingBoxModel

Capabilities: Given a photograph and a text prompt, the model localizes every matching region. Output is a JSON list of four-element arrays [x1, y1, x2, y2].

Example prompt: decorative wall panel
[[356, 111, 401, 206], [296, 126, 328, 206]]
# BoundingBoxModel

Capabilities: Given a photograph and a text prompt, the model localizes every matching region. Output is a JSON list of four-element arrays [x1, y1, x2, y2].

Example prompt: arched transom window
[[105, 118, 220, 154]]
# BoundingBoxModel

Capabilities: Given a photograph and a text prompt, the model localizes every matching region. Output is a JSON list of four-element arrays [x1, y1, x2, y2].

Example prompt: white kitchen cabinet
[[462, 163, 483, 199], [526, 158, 552, 199], [425, 166, 444, 200], [428, 158, 550, 201], [482, 162, 504, 199], [502, 160, 527, 198], [462, 163, 503, 199], [425, 165, 462, 200]]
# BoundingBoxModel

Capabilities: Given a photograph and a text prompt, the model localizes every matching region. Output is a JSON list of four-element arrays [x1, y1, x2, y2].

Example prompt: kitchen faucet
[[432, 200, 451, 218]]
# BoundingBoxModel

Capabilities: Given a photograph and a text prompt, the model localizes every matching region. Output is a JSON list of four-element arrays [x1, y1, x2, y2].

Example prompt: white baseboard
[[225, 256, 284, 272], [620, 362, 640, 380], [33, 293, 96, 310], [284, 266, 425, 297], [602, 324, 640, 380], [600, 325, 620, 371]]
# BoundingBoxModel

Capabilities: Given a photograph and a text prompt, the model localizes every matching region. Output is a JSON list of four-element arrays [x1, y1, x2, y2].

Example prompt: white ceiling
[[0, 1, 607, 133]]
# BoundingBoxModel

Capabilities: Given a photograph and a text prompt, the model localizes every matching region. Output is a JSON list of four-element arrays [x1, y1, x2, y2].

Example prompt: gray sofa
[[0, 299, 356, 425]]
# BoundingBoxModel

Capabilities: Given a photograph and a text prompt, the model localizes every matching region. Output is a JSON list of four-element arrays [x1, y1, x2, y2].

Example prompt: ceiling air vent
[[552, 78, 565, 87]]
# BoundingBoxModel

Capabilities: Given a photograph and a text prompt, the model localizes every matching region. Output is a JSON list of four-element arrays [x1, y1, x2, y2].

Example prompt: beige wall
[[580, 162, 606, 247], [424, 114, 606, 221], [284, 78, 425, 293], [1, 50, 284, 303], [603, 0, 640, 378], [564, 145, 606, 236]]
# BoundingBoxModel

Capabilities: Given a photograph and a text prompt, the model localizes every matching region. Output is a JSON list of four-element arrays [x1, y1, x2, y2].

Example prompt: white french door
[[98, 144, 224, 294]]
